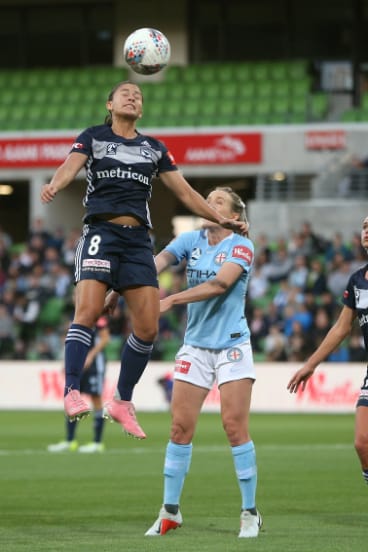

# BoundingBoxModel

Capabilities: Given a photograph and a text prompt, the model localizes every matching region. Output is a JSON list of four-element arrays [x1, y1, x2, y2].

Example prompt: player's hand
[[219, 218, 249, 236], [103, 290, 120, 315], [287, 365, 315, 393], [160, 296, 174, 314], [41, 183, 58, 203]]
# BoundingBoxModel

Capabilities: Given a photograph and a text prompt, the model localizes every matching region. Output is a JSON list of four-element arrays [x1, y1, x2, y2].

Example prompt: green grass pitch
[[0, 411, 366, 552]]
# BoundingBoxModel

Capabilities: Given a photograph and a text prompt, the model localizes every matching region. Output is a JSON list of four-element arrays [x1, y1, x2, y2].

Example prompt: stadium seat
[[186, 82, 203, 100], [269, 62, 289, 81], [163, 64, 183, 83], [38, 297, 65, 327], [203, 82, 221, 100], [340, 109, 362, 122], [252, 62, 270, 81], [287, 60, 308, 80], [309, 93, 329, 120], [256, 80, 273, 98], [150, 83, 168, 102], [222, 82, 239, 99], [232, 64, 253, 82]]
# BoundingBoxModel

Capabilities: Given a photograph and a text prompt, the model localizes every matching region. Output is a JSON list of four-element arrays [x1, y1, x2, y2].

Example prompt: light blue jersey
[[165, 229, 254, 349]]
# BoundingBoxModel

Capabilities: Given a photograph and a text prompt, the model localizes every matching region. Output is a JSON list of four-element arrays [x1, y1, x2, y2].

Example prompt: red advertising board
[[304, 130, 346, 150], [0, 132, 262, 168]]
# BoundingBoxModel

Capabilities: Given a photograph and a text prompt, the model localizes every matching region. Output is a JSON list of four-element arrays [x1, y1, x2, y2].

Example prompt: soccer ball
[[123, 28, 171, 75]]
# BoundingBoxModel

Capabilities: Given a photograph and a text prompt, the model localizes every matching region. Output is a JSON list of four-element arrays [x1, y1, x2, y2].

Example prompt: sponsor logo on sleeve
[[167, 150, 176, 165], [231, 245, 253, 264], [72, 142, 84, 150]]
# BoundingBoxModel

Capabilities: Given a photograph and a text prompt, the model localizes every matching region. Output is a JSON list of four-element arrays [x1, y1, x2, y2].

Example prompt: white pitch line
[[0, 443, 352, 456]]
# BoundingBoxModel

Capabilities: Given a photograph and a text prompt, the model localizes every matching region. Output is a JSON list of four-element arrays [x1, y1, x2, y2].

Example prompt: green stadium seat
[[232, 64, 253, 82], [256, 80, 273, 98], [252, 62, 270, 81], [38, 297, 65, 327], [168, 84, 185, 101], [182, 102, 200, 118], [340, 109, 359, 123], [269, 62, 289, 81], [203, 82, 221, 100], [198, 64, 218, 83], [309, 93, 329, 120], [254, 98, 272, 116], [150, 83, 168, 102], [186, 82, 203, 100], [361, 93, 368, 111], [222, 82, 238, 99], [238, 82, 256, 99], [202, 99, 218, 117], [182, 65, 200, 83], [217, 64, 235, 83], [217, 100, 234, 118], [273, 97, 290, 116], [290, 77, 311, 96], [164, 64, 183, 83], [237, 100, 254, 118], [287, 60, 308, 80], [274, 81, 291, 98]]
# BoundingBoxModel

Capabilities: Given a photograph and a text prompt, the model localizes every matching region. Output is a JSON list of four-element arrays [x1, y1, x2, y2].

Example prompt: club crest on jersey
[[188, 247, 201, 267], [215, 251, 227, 265], [227, 347, 243, 362], [140, 147, 153, 159], [106, 143, 118, 155]]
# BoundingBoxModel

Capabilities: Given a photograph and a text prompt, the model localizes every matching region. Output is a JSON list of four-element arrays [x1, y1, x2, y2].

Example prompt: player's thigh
[[123, 286, 160, 338], [170, 380, 208, 443], [74, 280, 108, 326], [219, 378, 253, 426]]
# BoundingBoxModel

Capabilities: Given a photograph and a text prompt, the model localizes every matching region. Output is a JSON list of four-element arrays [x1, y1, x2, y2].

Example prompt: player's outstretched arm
[[160, 171, 249, 236], [287, 305, 356, 393]]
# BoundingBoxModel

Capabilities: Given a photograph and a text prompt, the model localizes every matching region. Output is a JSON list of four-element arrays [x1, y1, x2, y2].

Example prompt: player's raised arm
[[41, 152, 87, 203]]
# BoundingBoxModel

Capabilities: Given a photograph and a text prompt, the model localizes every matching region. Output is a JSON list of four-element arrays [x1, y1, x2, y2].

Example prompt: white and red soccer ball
[[123, 28, 171, 75]]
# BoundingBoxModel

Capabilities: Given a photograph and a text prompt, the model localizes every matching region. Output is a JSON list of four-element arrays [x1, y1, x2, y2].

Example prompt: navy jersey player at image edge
[[40, 81, 249, 440], [288, 215, 368, 486]]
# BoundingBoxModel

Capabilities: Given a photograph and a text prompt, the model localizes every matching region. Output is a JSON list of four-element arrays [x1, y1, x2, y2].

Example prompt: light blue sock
[[232, 440, 257, 510], [163, 441, 192, 505]]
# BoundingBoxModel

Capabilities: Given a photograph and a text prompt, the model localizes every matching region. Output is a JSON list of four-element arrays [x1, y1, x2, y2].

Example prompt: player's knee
[[355, 434, 368, 457], [222, 416, 248, 446], [170, 421, 192, 444]]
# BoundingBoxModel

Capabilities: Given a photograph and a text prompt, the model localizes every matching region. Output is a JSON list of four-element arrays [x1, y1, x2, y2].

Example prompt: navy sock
[[116, 333, 153, 401], [93, 409, 105, 443], [363, 469, 368, 484], [66, 419, 77, 441], [64, 324, 93, 396]]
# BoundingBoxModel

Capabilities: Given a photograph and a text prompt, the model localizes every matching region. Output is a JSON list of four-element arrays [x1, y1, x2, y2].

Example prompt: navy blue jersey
[[343, 264, 368, 349], [70, 124, 178, 228]]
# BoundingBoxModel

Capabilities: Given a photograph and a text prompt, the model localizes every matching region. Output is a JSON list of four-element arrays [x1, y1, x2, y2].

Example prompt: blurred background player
[[47, 315, 111, 453]]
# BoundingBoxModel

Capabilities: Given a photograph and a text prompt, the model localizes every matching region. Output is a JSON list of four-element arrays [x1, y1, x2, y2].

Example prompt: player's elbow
[[209, 278, 229, 296]]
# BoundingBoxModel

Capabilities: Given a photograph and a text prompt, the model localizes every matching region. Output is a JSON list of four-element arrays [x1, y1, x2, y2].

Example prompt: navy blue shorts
[[74, 221, 158, 290], [357, 367, 368, 407]]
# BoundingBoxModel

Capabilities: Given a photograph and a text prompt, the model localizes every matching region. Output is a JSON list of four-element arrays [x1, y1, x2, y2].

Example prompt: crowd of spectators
[[0, 218, 367, 364]]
